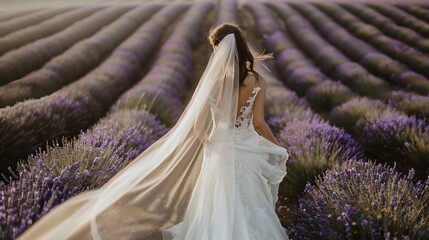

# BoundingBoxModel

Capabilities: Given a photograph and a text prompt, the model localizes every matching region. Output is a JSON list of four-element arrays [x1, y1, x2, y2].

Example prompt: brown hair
[[208, 22, 273, 88]]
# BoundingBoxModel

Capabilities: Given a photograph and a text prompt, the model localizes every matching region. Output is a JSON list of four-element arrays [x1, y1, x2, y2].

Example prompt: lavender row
[[245, 2, 356, 115], [249, 2, 427, 185], [0, 6, 106, 56], [292, 4, 429, 178], [113, 2, 214, 126], [244, 5, 429, 237], [0, 3, 212, 238], [289, 1, 429, 178], [0, 7, 74, 37], [0, 5, 132, 85], [216, 0, 239, 25], [267, 2, 390, 99], [368, 3, 429, 38], [330, 96, 429, 181], [263, 3, 429, 182], [387, 91, 429, 122], [264, 77, 367, 225], [262, 63, 369, 237], [252, 59, 361, 215], [422, 4, 429, 11], [397, 5, 429, 24], [0, 110, 168, 240], [337, 3, 429, 55], [315, 3, 429, 78], [0, 4, 160, 108], [269, 2, 429, 124], [290, 3, 429, 95], [290, 160, 429, 239], [244, 2, 368, 221], [0, 9, 41, 23], [0, 3, 188, 177]]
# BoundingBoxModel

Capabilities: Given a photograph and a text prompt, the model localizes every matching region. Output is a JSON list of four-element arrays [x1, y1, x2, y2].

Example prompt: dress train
[[162, 86, 289, 240]]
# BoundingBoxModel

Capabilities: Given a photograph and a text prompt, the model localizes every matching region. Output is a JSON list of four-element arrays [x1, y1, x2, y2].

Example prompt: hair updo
[[208, 22, 273, 88]]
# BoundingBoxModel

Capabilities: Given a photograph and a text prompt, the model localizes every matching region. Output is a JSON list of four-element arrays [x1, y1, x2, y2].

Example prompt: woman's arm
[[252, 76, 282, 147]]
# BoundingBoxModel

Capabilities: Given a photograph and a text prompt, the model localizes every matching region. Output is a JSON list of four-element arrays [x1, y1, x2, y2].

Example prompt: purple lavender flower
[[289, 159, 429, 239], [0, 110, 168, 240], [357, 113, 429, 180], [0, 3, 194, 178], [265, 86, 309, 118], [305, 81, 356, 113], [0, 4, 213, 239], [329, 97, 400, 135], [387, 90, 429, 123], [284, 66, 326, 96], [267, 106, 325, 134], [277, 121, 366, 205]]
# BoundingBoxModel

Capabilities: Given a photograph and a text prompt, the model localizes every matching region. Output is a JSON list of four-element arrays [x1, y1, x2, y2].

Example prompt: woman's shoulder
[[246, 71, 266, 88]]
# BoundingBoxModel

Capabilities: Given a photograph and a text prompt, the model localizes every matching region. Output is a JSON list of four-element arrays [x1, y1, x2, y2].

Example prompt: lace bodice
[[235, 86, 261, 129], [207, 86, 261, 133]]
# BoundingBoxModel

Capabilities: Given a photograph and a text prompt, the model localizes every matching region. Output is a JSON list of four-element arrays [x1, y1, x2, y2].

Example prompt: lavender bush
[[357, 113, 429, 180], [265, 85, 325, 133], [285, 66, 326, 96], [267, 107, 325, 134], [334, 62, 391, 99], [0, 4, 188, 176], [115, 84, 183, 126], [0, 110, 167, 240], [277, 121, 366, 204], [387, 90, 429, 122], [289, 159, 429, 239], [0, 5, 157, 108], [329, 97, 401, 135], [265, 85, 309, 119], [305, 81, 356, 114]]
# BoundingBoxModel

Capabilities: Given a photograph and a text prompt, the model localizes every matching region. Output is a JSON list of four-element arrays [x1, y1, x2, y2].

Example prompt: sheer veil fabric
[[17, 33, 242, 240]]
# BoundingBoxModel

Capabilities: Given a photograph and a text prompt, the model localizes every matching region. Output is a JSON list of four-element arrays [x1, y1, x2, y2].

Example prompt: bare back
[[236, 72, 262, 118]]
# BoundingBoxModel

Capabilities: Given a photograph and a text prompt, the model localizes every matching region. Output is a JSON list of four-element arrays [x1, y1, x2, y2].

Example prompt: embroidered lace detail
[[235, 86, 261, 129]]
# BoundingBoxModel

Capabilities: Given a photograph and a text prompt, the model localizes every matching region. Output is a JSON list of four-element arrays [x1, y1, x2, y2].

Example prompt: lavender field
[[0, 0, 428, 239]]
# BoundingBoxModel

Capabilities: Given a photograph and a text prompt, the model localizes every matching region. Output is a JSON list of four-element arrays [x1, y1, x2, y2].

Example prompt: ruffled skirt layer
[[163, 127, 289, 240]]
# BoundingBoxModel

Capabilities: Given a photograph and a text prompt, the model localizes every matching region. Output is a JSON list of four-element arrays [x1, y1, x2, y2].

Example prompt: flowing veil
[[18, 33, 242, 240]]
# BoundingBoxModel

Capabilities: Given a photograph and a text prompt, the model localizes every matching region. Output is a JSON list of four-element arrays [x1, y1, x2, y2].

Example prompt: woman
[[162, 23, 290, 240], [18, 23, 289, 240]]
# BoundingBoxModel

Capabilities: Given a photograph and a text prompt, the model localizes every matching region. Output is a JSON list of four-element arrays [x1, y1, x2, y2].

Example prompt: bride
[[17, 22, 290, 240]]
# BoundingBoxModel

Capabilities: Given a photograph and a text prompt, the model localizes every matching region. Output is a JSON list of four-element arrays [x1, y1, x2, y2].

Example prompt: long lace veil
[[17, 33, 240, 240]]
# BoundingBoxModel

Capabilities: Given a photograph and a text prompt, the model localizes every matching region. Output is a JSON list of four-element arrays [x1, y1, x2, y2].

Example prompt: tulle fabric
[[163, 100, 290, 240], [18, 33, 239, 240]]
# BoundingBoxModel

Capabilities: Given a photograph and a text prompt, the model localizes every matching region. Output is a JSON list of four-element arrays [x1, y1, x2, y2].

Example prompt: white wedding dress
[[163, 86, 290, 240], [16, 33, 289, 240]]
